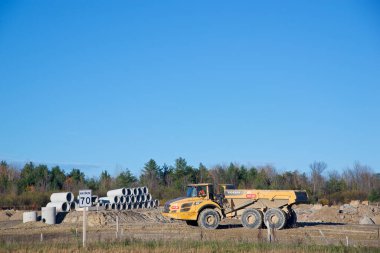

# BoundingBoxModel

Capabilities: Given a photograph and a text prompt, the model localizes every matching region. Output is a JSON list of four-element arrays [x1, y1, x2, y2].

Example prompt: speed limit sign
[[79, 190, 92, 207]]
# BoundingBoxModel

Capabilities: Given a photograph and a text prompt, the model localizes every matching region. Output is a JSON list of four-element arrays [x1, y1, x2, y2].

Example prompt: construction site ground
[[0, 204, 379, 248]]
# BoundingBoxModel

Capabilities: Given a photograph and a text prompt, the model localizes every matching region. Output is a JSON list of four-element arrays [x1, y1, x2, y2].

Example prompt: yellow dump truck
[[162, 183, 308, 229]]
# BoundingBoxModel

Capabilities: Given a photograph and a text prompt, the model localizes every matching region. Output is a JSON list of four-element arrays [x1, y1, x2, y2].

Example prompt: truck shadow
[[217, 222, 346, 230], [218, 224, 243, 229], [296, 221, 345, 227]]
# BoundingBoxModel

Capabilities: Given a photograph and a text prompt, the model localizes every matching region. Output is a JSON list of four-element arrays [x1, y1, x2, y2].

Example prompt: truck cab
[[162, 183, 223, 228]]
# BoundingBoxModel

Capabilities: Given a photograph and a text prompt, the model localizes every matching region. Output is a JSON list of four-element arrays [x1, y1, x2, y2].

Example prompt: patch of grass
[[0, 239, 379, 253]]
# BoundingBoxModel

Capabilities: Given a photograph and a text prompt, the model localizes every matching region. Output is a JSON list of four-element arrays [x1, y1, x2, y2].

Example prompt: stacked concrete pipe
[[45, 192, 75, 212]]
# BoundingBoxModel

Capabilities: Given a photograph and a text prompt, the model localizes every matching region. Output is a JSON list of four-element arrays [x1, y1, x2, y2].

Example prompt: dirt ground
[[1, 204, 380, 248]]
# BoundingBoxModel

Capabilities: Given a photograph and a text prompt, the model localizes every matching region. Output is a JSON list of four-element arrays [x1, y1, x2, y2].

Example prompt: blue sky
[[0, 1, 379, 177]]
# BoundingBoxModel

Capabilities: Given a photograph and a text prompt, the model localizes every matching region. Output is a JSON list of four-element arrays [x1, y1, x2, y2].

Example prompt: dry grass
[[0, 238, 379, 253]]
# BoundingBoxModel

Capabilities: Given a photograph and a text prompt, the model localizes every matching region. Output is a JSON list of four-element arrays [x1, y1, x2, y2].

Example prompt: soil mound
[[63, 209, 170, 227], [0, 210, 23, 221], [294, 203, 380, 224]]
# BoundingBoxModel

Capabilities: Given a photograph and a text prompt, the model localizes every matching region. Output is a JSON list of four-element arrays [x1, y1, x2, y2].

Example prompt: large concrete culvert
[[41, 207, 56, 225], [50, 192, 74, 203]]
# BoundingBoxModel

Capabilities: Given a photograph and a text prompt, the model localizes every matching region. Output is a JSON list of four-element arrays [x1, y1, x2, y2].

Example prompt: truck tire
[[264, 208, 286, 230], [186, 220, 198, 226], [197, 208, 220, 229], [286, 209, 297, 228], [241, 208, 263, 229]]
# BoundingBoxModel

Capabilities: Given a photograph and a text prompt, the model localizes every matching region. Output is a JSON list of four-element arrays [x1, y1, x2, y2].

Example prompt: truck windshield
[[186, 186, 207, 197], [186, 187, 197, 197]]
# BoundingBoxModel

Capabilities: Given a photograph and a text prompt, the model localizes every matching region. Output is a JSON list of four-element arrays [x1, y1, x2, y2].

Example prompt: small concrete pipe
[[146, 194, 152, 201], [138, 203, 144, 209], [46, 201, 69, 212], [41, 207, 56, 225], [132, 188, 138, 196], [137, 195, 142, 203], [23, 211, 37, 223], [141, 195, 147, 202], [133, 203, 138, 209], [137, 187, 143, 195], [107, 188, 126, 197], [50, 192, 74, 203], [142, 186, 149, 194], [125, 195, 131, 204], [70, 201, 77, 211], [131, 195, 137, 204], [119, 196, 125, 204], [126, 188, 132, 196], [154, 199, 160, 207], [111, 203, 116, 210]]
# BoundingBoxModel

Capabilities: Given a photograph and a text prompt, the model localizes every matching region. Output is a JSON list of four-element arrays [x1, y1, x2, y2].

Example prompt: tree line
[[0, 159, 379, 209]]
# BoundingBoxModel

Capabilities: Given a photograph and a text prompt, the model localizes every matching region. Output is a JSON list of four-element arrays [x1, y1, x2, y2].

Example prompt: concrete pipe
[[107, 188, 126, 197], [110, 203, 116, 210], [150, 200, 155, 208], [69, 201, 77, 211], [133, 203, 138, 209], [131, 195, 137, 204], [125, 195, 131, 204], [137, 187, 144, 195], [144, 202, 149, 209], [104, 203, 110, 210], [119, 196, 126, 204], [140, 195, 147, 202], [132, 188, 138, 196], [113, 203, 121, 210], [41, 207, 56, 225], [92, 195, 99, 204], [154, 199, 160, 207], [126, 204, 131, 210], [126, 188, 132, 196], [46, 201, 69, 212], [23, 211, 37, 223], [138, 203, 144, 209], [122, 203, 127, 210], [146, 194, 152, 201], [142, 186, 149, 194], [50, 192, 74, 203], [136, 195, 142, 203], [102, 196, 119, 203]]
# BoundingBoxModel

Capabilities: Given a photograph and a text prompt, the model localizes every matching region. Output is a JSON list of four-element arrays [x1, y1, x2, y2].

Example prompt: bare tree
[[310, 161, 327, 199]]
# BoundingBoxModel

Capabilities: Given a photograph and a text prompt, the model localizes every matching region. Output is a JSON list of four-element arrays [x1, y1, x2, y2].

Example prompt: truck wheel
[[286, 209, 297, 228], [264, 208, 286, 230], [186, 220, 198, 226], [198, 208, 220, 229], [241, 208, 263, 229]]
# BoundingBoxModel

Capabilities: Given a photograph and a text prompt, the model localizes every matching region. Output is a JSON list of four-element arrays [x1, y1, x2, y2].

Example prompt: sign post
[[79, 190, 92, 248]]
